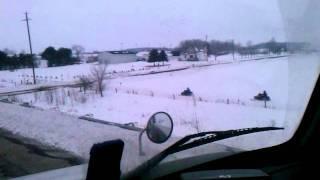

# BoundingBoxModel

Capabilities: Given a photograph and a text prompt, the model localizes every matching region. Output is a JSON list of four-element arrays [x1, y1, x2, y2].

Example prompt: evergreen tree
[[41, 47, 57, 67], [0, 51, 8, 70], [19, 53, 33, 68], [56, 48, 73, 66], [159, 50, 168, 65], [148, 49, 159, 66], [41, 47, 74, 67], [0, 50, 35, 70]]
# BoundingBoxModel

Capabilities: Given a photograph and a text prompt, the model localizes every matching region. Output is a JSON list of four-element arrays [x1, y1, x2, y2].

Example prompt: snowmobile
[[254, 91, 270, 101], [181, 88, 193, 96]]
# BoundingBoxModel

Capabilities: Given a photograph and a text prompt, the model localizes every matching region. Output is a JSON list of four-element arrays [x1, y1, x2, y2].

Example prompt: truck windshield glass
[[0, 0, 319, 178]]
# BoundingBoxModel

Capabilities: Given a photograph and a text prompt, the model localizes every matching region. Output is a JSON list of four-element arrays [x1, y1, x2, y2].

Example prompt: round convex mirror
[[146, 112, 173, 144]]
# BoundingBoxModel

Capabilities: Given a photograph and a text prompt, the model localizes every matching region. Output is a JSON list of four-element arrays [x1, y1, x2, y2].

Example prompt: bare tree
[[78, 76, 92, 94], [209, 40, 223, 61], [246, 41, 253, 57], [178, 39, 208, 53], [72, 45, 85, 61], [91, 65, 108, 97], [3, 48, 16, 55]]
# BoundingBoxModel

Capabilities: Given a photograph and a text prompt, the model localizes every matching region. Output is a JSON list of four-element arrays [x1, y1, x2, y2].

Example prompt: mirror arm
[[139, 128, 146, 156]]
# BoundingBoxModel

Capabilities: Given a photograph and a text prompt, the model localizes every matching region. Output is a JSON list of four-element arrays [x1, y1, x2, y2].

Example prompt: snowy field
[[3, 55, 289, 137], [0, 53, 286, 92], [1, 53, 319, 174]]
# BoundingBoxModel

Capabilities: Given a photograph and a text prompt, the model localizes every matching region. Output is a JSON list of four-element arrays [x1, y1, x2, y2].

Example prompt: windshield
[[0, 0, 320, 178]]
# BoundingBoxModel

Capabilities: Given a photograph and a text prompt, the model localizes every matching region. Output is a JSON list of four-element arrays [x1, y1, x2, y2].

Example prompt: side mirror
[[139, 112, 173, 155], [146, 112, 173, 144]]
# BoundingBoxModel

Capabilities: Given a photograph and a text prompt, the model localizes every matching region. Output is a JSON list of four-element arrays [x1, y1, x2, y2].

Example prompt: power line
[[22, 12, 36, 84]]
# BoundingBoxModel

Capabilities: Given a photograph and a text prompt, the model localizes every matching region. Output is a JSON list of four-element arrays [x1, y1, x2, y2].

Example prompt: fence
[[108, 85, 276, 109]]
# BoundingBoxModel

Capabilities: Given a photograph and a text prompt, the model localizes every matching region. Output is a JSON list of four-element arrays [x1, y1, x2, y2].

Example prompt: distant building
[[197, 49, 208, 61], [179, 48, 208, 61], [34, 55, 48, 68], [80, 52, 99, 63], [136, 51, 149, 61], [136, 50, 172, 61], [37, 60, 48, 68], [256, 48, 269, 54], [98, 51, 138, 64]]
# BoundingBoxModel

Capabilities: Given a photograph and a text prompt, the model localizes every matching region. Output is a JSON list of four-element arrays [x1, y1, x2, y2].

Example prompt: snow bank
[[0, 102, 173, 172]]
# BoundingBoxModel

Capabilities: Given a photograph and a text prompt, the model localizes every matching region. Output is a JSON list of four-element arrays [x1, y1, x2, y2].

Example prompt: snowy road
[[0, 81, 80, 96]]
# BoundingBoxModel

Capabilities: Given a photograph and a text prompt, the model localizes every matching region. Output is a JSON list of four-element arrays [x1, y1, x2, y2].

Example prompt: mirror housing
[[146, 112, 173, 144], [139, 112, 174, 156]]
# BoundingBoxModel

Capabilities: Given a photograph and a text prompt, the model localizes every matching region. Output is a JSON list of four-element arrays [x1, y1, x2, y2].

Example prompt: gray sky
[[0, 0, 285, 53]]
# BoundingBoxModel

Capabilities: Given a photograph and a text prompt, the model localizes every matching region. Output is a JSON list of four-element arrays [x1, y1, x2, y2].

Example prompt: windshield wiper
[[124, 126, 284, 179], [167, 127, 284, 154]]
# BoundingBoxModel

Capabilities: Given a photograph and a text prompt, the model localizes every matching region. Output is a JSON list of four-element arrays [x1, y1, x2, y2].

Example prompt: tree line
[[176, 38, 287, 60], [41, 46, 77, 67], [0, 50, 34, 71], [0, 46, 81, 71]]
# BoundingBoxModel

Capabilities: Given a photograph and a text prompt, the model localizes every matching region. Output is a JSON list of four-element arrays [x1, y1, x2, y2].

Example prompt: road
[[0, 128, 84, 179], [0, 82, 81, 97]]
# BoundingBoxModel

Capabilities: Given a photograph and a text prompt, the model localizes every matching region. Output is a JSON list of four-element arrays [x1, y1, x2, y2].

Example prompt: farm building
[[34, 55, 48, 68], [179, 48, 208, 61], [98, 51, 138, 64], [80, 52, 99, 63]]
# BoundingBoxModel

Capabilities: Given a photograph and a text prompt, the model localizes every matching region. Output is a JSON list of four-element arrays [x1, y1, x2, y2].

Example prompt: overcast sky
[[0, 0, 285, 53]]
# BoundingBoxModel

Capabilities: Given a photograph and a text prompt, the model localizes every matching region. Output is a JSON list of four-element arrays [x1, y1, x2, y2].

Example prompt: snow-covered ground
[[110, 57, 288, 108], [0, 101, 248, 174], [0, 53, 286, 91], [0, 102, 171, 172], [6, 55, 289, 137], [0, 101, 287, 175], [1, 53, 319, 176]]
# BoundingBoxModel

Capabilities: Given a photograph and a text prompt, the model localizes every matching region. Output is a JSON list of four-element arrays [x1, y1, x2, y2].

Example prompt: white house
[[34, 55, 48, 68], [179, 48, 208, 61], [256, 48, 270, 54], [37, 60, 48, 68], [136, 51, 149, 61]]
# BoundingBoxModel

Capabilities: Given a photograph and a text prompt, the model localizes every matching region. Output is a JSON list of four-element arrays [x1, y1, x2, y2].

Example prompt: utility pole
[[22, 12, 36, 84], [205, 35, 209, 61], [231, 39, 235, 61], [120, 42, 123, 50]]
